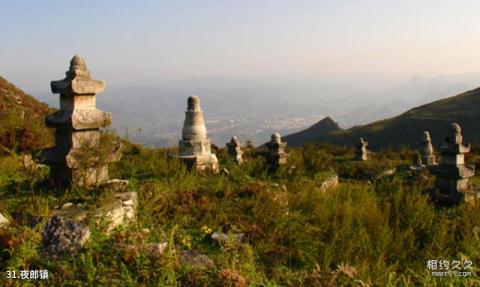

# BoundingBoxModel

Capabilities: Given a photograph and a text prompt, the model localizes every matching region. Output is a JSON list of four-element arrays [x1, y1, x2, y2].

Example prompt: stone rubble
[[42, 215, 90, 256], [179, 250, 215, 269], [320, 175, 339, 191], [0, 213, 9, 228]]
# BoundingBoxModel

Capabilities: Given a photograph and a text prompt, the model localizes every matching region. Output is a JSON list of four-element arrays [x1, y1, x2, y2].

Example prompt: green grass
[[1, 139, 480, 286]]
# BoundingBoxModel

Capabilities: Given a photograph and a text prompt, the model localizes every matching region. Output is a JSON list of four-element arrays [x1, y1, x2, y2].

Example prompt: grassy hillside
[[1, 141, 480, 286], [298, 87, 480, 149], [0, 76, 53, 153], [0, 78, 479, 285]]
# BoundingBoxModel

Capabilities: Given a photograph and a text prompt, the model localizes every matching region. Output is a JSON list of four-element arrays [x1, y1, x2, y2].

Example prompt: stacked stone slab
[[420, 131, 436, 166], [226, 136, 243, 164], [431, 123, 476, 204], [266, 133, 287, 170], [42, 55, 121, 187], [354, 137, 369, 161], [178, 96, 219, 173]]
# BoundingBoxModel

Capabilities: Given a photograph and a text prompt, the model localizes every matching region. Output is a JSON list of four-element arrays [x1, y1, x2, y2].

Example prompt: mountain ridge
[[286, 87, 480, 149]]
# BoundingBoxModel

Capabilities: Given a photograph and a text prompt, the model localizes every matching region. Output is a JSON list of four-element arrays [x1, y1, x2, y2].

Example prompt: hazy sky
[[2, 0, 480, 93]]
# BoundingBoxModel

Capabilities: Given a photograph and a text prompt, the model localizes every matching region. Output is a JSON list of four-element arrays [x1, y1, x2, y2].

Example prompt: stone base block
[[179, 139, 211, 156], [421, 156, 436, 166], [179, 153, 219, 174], [428, 188, 480, 206]]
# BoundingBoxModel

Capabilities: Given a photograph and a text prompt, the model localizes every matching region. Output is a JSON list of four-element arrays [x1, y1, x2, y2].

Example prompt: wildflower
[[201, 225, 213, 235]]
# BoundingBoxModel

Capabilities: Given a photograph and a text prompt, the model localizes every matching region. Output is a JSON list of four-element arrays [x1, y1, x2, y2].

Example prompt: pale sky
[[1, 0, 480, 93]]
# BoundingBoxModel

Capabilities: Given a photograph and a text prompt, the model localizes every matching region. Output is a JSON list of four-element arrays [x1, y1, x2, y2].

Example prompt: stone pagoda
[[431, 123, 476, 204], [354, 138, 369, 161], [266, 133, 287, 170], [42, 55, 121, 187], [178, 95, 219, 173], [226, 136, 243, 164], [419, 131, 436, 166]]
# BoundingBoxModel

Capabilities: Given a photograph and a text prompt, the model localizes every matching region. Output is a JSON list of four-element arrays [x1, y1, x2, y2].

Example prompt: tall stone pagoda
[[42, 55, 121, 187], [431, 123, 476, 204], [226, 136, 244, 164], [178, 95, 219, 173], [419, 131, 436, 166], [266, 133, 287, 170], [354, 137, 369, 161]]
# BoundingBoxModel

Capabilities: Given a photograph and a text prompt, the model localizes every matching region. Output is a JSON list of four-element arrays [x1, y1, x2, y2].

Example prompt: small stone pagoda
[[266, 133, 287, 170], [226, 136, 243, 164], [354, 138, 369, 161], [431, 123, 476, 204], [178, 96, 219, 173], [420, 131, 436, 166], [42, 55, 121, 187]]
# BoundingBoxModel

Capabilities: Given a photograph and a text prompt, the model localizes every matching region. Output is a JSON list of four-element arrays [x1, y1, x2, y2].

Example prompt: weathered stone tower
[[420, 131, 436, 166], [354, 137, 369, 161], [42, 55, 121, 187], [178, 95, 219, 173], [431, 123, 476, 203], [226, 136, 243, 164], [266, 133, 287, 170]]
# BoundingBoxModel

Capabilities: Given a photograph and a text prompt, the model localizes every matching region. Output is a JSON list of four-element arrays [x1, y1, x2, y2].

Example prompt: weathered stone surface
[[117, 242, 168, 258], [320, 175, 339, 191], [42, 55, 120, 188], [354, 137, 369, 161], [226, 136, 244, 164], [95, 191, 137, 232], [42, 215, 90, 256], [265, 133, 287, 171], [211, 231, 245, 244], [178, 96, 219, 173], [179, 250, 215, 269], [146, 242, 168, 257], [430, 123, 476, 204], [0, 213, 9, 227]]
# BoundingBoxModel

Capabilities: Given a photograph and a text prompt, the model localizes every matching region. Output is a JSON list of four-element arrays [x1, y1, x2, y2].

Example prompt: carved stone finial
[[187, 95, 201, 111]]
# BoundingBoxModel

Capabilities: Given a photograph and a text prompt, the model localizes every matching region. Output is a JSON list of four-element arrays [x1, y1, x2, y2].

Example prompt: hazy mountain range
[[33, 73, 480, 147]]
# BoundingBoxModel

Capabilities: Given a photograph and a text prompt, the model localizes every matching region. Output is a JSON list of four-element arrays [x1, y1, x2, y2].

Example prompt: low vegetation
[[1, 133, 480, 286]]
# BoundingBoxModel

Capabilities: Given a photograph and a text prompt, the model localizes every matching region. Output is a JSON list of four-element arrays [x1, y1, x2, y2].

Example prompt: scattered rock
[[42, 215, 90, 256], [219, 268, 247, 287], [221, 168, 230, 176], [320, 175, 339, 191], [211, 231, 245, 243], [179, 250, 215, 269], [61, 202, 74, 210], [102, 179, 129, 193], [0, 213, 9, 227], [146, 242, 168, 257], [95, 191, 137, 232]]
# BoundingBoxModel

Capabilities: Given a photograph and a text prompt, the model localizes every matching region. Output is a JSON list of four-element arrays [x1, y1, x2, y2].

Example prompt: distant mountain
[[283, 116, 342, 146], [0, 76, 53, 152], [289, 87, 480, 149]]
